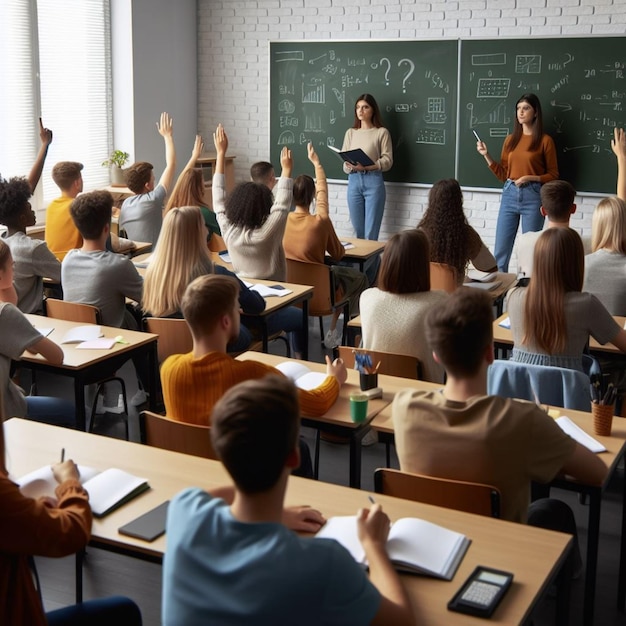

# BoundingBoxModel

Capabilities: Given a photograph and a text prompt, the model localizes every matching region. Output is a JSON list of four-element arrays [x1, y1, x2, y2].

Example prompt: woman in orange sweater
[[476, 93, 558, 272]]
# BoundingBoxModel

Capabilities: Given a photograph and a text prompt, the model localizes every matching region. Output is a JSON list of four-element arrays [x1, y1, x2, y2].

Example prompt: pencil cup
[[591, 402, 614, 437], [350, 393, 368, 423], [360, 373, 378, 391]]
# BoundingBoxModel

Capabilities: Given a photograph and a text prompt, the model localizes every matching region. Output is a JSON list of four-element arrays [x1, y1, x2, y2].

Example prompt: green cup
[[350, 393, 368, 423]]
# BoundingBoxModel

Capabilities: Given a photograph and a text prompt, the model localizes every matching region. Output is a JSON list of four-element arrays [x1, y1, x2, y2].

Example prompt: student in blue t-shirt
[[163, 375, 414, 626]]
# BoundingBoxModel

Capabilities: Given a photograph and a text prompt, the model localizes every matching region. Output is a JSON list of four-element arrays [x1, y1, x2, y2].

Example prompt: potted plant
[[102, 149, 130, 187]]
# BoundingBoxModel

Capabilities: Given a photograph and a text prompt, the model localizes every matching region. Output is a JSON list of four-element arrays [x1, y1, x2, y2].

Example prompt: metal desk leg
[[73, 379, 87, 431], [349, 428, 366, 488], [75, 549, 84, 603], [302, 300, 309, 361], [147, 342, 158, 413], [583, 488, 601, 625], [618, 463, 626, 610]]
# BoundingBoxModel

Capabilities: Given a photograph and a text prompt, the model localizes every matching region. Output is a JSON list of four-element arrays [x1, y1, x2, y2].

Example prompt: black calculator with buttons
[[447, 566, 513, 618]]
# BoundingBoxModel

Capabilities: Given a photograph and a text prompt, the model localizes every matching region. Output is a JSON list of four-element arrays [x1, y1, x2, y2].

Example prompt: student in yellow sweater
[[283, 143, 368, 349], [161, 273, 347, 425]]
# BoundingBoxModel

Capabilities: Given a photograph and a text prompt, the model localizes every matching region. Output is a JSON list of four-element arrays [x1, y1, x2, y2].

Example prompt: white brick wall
[[197, 0, 626, 264]]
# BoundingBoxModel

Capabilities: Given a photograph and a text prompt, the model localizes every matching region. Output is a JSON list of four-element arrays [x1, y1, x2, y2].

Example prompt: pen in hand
[[60, 448, 65, 463], [368, 495, 376, 505]]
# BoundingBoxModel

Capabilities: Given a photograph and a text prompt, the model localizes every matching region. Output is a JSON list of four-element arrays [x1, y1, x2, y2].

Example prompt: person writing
[[342, 93, 393, 242], [476, 93, 558, 272]]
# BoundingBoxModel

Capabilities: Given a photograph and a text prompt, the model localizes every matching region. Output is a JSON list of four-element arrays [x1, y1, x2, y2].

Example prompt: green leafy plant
[[102, 149, 130, 169]]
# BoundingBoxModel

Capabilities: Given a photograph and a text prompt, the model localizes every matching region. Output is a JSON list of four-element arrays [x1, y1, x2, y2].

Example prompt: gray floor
[[31, 317, 625, 625]]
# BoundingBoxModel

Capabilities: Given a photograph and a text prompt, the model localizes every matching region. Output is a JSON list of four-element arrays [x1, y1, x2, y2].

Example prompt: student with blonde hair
[[165, 135, 225, 250], [508, 228, 626, 371], [584, 196, 626, 315], [142, 205, 264, 353]]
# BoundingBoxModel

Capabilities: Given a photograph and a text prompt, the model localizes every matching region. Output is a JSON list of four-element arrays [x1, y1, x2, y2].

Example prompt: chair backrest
[[429, 262, 457, 294], [208, 233, 227, 253], [209, 250, 230, 268], [144, 317, 193, 364], [45, 298, 101, 324], [487, 359, 591, 411], [286, 258, 334, 316], [338, 346, 422, 379], [140, 410, 217, 459], [374, 468, 501, 518]]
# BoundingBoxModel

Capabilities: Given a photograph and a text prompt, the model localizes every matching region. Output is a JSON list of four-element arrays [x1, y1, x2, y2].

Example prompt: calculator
[[447, 566, 513, 618]]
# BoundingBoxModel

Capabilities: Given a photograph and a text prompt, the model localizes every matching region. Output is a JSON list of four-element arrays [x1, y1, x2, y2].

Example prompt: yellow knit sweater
[[161, 351, 340, 425]]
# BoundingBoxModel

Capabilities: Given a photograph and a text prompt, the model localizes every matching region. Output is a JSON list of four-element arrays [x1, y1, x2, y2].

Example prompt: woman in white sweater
[[342, 93, 393, 241], [359, 229, 448, 383]]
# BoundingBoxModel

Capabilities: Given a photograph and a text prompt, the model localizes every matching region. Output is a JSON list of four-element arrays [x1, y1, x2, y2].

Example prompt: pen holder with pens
[[353, 349, 383, 399], [360, 372, 378, 391], [590, 375, 617, 436]]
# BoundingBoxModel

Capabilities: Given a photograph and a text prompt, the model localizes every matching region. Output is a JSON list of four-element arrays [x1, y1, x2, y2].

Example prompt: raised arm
[[166, 135, 204, 211], [213, 123, 228, 175], [612, 127, 626, 201], [156, 112, 176, 193], [28, 117, 53, 192], [358, 505, 415, 626]]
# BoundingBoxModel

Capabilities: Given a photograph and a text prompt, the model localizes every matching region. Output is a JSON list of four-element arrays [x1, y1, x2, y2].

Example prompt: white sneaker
[[324, 328, 342, 349], [130, 389, 148, 407], [361, 429, 378, 447]]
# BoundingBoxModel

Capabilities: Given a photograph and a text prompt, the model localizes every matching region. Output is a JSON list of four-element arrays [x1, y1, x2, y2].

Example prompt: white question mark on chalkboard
[[563, 52, 574, 67], [398, 58, 415, 94], [380, 58, 391, 86]]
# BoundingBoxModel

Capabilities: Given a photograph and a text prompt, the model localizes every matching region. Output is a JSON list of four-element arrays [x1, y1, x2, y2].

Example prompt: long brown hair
[[418, 179, 469, 277], [351, 93, 384, 129], [378, 229, 431, 294], [506, 93, 544, 152], [523, 228, 584, 353]]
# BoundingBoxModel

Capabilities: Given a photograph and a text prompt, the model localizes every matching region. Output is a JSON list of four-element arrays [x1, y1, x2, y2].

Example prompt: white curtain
[[0, 0, 112, 216]]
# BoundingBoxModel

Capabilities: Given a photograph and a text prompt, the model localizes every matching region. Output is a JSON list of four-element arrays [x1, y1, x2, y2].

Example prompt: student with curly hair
[[213, 125, 305, 356], [418, 178, 496, 285], [0, 175, 60, 313]]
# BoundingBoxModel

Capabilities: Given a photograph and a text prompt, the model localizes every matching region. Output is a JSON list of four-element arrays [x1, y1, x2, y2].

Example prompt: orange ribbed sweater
[[161, 352, 340, 425]]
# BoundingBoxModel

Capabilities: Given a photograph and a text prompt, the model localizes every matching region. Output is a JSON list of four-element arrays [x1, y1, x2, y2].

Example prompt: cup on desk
[[350, 393, 368, 423], [359, 372, 378, 391], [591, 402, 614, 437]]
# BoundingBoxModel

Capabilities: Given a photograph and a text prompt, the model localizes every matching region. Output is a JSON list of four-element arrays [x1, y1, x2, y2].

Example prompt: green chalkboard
[[458, 38, 626, 193], [269, 40, 458, 184]]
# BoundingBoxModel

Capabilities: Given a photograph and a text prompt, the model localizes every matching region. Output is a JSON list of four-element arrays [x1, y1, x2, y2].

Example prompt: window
[[0, 0, 112, 216]]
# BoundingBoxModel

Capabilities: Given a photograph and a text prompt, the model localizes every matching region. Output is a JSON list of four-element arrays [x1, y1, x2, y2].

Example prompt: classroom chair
[[286, 258, 350, 349], [337, 346, 422, 380], [374, 468, 501, 518], [144, 317, 193, 365], [487, 359, 591, 412], [44, 298, 130, 438], [140, 410, 216, 459], [429, 262, 457, 294]]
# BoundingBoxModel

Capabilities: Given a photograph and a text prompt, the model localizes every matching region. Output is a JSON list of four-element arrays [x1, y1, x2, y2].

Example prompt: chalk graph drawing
[[472, 53, 506, 66], [302, 79, 325, 104], [477, 78, 510, 98], [278, 131, 295, 146], [276, 51, 304, 63], [304, 111, 323, 133], [466, 101, 511, 129], [516, 55, 542, 74], [424, 97, 446, 124]]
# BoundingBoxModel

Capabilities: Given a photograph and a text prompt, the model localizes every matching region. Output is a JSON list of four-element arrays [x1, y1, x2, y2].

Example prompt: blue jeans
[[243, 307, 305, 356], [494, 179, 544, 272], [347, 171, 386, 240], [47, 596, 142, 625], [26, 396, 75, 427]]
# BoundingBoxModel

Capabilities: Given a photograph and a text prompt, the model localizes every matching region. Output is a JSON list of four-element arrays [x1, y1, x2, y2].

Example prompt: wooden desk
[[493, 313, 626, 359], [464, 272, 517, 316], [340, 237, 386, 272], [370, 392, 626, 626], [236, 351, 390, 488], [4, 417, 572, 625], [21, 315, 158, 431]]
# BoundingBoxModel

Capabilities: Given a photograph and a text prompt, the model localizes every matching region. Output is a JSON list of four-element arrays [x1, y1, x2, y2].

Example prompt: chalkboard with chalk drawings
[[269, 40, 459, 185], [458, 38, 626, 194]]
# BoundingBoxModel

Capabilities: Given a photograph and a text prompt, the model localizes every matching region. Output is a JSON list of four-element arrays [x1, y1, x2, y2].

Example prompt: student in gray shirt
[[62, 191, 143, 329], [120, 112, 177, 245]]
